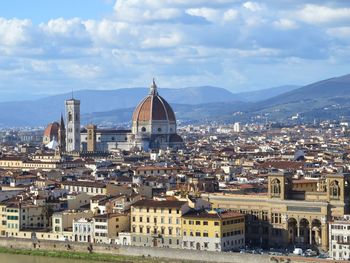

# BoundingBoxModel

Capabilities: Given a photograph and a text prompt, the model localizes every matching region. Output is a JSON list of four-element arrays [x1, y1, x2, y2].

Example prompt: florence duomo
[[43, 79, 184, 153]]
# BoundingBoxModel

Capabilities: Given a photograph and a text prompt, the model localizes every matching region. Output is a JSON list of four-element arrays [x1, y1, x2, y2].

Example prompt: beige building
[[52, 210, 93, 234], [130, 199, 190, 248], [0, 202, 49, 238], [93, 213, 130, 244]]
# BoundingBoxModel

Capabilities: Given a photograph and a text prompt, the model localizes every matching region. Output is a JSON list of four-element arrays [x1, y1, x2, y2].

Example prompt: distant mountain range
[[0, 85, 298, 127], [1, 73, 350, 127]]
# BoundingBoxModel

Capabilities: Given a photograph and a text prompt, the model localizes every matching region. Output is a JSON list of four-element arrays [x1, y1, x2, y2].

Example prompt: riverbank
[[0, 246, 192, 263], [0, 237, 269, 263]]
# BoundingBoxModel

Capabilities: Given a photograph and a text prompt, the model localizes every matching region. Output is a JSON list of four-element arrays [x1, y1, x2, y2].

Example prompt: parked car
[[293, 248, 303, 255]]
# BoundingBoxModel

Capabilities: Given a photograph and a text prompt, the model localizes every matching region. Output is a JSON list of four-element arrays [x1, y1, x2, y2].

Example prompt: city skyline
[[0, 0, 350, 101]]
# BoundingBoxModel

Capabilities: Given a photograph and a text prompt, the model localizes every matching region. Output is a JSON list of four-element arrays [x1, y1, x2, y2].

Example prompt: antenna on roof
[[71, 88, 74, 99]]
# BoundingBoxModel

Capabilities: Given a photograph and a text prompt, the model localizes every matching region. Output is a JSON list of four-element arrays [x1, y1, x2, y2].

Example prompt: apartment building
[[182, 209, 245, 252], [130, 199, 190, 248], [329, 215, 350, 260]]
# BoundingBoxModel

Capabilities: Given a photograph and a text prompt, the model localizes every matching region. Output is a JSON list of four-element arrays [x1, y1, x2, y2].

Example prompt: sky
[[0, 0, 350, 100]]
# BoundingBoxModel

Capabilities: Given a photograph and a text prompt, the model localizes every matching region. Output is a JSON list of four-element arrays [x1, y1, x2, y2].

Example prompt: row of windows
[[66, 186, 104, 193], [134, 207, 180, 214], [6, 209, 18, 213], [132, 226, 180, 236], [332, 235, 350, 242], [223, 218, 244, 225], [7, 223, 18, 229], [184, 231, 209, 237], [331, 225, 350, 230], [95, 225, 107, 229], [7, 216, 18, 220], [185, 220, 219, 226], [133, 216, 180, 225], [223, 229, 243, 237]]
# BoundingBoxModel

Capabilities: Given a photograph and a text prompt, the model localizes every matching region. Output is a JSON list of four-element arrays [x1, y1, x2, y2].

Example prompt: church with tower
[[43, 80, 184, 152]]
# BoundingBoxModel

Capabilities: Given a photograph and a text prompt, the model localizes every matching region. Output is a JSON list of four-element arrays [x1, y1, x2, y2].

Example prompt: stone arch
[[287, 218, 297, 245], [299, 218, 310, 245]]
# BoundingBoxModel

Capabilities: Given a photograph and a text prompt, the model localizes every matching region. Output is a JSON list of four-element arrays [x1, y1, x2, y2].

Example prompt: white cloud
[[327, 27, 350, 39], [273, 19, 298, 30], [186, 7, 221, 23], [223, 9, 238, 22], [141, 34, 182, 49], [0, 18, 32, 46], [114, 0, 181, 23], [242, 1, 263, 12], [296, 4, 350, 25]]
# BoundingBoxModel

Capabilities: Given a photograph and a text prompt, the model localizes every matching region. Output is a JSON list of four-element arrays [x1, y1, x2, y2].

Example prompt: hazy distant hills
[[0, 86, 236, 126], [0, 85, 298, 127], [234, 85, 299, 102], [257, 74, 350, 107], [1, 73, 350, 127], [251, 74, 350, 122]]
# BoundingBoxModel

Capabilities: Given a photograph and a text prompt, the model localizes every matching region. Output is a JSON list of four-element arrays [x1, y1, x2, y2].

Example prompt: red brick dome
[[44, 122, 60, 138], [132, 80, 176, 123]]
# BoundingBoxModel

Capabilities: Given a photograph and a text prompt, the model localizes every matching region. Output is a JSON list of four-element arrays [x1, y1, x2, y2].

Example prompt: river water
[[0, 253, 106, 263]]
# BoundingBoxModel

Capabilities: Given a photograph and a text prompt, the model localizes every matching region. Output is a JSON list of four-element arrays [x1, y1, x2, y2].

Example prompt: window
[[271, 178, 281, 197], [196, 221, 200, 225], [214, 222, 219, 226], [203, 221, 208, 225], [141, 127, 146, 132]]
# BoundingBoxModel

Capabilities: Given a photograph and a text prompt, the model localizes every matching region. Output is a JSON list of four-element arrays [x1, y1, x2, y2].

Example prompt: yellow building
[[182, 209, 245, 252], [204, 172, 350, 250], [130, 199, 189, 248]]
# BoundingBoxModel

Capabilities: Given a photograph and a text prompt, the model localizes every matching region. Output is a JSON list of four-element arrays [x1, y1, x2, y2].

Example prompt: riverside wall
[[0, 237, 270, 263]]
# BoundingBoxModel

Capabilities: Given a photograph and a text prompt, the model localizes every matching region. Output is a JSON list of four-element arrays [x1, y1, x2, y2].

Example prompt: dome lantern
[[149, 78, 158, 96]]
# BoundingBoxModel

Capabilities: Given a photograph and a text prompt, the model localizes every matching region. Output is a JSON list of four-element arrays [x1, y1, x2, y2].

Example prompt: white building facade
[[329, 215, 350, 260]]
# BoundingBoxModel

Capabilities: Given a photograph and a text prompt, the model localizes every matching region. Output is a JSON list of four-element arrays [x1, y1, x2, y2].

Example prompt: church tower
[[58, 114, 66, 151], [65, 98, 81, 152]]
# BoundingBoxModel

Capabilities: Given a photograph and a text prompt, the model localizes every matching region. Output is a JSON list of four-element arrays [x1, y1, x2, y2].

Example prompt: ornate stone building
[[204, 172, 350, 250], [80, 80, 184, 152], [131, 79, 183, 151]]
